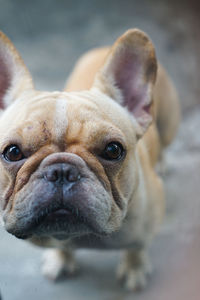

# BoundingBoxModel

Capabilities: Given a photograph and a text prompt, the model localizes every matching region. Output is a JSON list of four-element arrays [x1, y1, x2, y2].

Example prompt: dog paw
[[41, 249, 76, 281], [117, 250, 152, 291]]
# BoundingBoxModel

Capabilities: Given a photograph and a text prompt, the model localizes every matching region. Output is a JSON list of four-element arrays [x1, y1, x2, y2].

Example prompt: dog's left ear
[[93, 29, 157, 137], [0, 31, 33, 110]]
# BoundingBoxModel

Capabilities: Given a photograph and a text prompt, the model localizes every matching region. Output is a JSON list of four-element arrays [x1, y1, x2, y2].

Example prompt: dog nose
[[44, 163, 81, 183]]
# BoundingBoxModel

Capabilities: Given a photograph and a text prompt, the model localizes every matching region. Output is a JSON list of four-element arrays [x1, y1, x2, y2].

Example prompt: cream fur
[[0, 29, 180, 291]]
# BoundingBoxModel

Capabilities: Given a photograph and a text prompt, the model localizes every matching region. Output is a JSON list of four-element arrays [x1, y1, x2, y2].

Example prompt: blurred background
[[0, 0, 200, 299]]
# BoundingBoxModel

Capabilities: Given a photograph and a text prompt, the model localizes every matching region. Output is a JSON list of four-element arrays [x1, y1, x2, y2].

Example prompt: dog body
[[0, 29, 179, 290]]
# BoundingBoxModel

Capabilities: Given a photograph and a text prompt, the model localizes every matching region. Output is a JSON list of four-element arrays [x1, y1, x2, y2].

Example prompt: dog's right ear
[[0, 31, 33, 110]]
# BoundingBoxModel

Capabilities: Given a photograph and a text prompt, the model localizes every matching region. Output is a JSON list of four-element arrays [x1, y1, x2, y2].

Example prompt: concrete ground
[[0, 0, 200, 299]]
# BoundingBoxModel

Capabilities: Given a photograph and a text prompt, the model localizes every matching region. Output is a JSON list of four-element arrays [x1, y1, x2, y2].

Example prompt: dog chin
[[33, 215, 93, 240], [6, 207, 103, 240], [8, 222, 93, 240]]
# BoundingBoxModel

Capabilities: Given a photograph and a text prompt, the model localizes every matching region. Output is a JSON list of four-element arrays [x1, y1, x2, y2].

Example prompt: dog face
[[0, 30, 157, 240]]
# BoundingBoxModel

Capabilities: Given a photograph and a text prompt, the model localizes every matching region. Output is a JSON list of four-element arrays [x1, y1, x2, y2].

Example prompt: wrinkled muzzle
[[3, 153, 113, 240]]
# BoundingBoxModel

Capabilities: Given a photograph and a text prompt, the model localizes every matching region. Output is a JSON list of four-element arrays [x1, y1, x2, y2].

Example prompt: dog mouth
[[39, 207, 82, 224], [5, 175, 112, 240], [11, 204, 92, 240]]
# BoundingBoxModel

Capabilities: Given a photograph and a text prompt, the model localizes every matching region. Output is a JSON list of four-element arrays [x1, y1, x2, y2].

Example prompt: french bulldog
[[0, 29, 179, 290]]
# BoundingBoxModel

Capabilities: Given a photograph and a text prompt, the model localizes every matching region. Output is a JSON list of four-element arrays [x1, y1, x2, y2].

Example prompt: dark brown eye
[[102, 142, 124, 161], [3, 145, 24, 162]]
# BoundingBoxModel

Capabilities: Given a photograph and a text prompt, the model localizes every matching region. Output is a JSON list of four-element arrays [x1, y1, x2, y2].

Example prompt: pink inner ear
[[113, 52, 149, 119], [0, 56, 10, 109]]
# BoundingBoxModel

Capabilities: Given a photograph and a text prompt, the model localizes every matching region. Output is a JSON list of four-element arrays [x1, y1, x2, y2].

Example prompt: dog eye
[[102, 142, 124, 161], [3, 145, 25, 162]]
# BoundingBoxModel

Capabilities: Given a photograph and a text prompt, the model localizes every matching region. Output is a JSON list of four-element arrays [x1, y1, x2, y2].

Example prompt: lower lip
[[43, 208, 77, 223]]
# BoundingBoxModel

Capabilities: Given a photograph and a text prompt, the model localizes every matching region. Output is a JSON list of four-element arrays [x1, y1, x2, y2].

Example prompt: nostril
[[66, 169, 81, 182], [45, 169, 59, 182]]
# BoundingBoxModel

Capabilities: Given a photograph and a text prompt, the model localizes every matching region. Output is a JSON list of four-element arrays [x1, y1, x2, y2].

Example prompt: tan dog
[[0, 29, 179, 290]]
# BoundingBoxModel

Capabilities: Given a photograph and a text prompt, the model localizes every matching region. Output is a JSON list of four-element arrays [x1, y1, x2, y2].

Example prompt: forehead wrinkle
[[66, 96, 122, 148], [53, 97, 68, 144]]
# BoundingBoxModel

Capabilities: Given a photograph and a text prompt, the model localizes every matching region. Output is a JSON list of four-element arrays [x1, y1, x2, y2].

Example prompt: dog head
[[0, 29, 157, 240]]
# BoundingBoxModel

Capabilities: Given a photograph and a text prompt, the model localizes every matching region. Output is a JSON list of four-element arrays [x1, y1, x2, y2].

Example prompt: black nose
[[44, 163, 81, 183]]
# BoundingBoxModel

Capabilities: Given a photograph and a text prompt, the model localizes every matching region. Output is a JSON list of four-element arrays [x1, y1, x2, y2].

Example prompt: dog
[[0, 29, 179, 290]]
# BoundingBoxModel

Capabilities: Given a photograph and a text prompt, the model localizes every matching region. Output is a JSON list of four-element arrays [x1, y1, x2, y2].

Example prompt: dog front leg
[[117, 248, 152, 291], [42, 248, 76, 281]]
